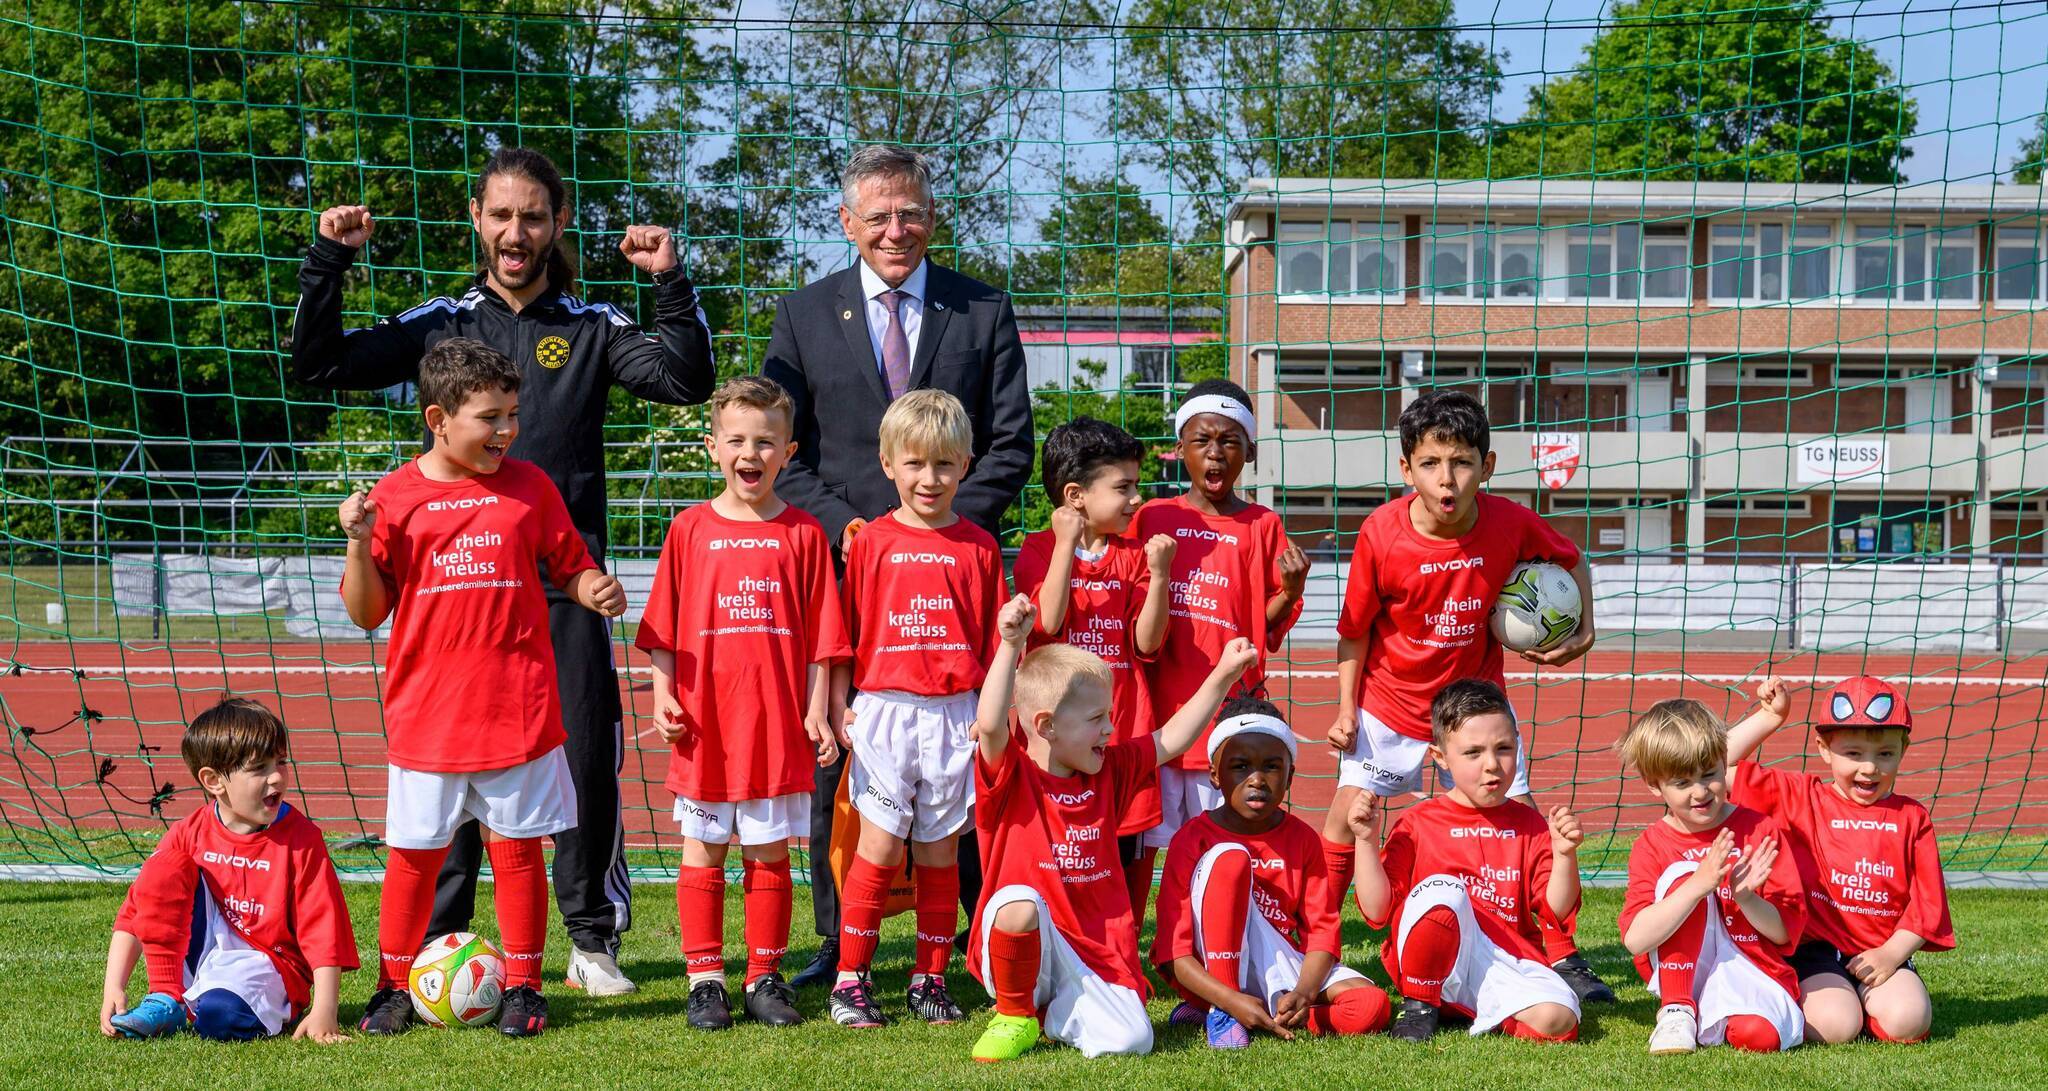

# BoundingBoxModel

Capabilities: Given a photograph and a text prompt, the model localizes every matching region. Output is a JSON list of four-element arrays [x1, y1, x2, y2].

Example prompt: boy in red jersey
[[1011, 416, 1173, 925], [102, 699, 357, 1043], [1349, 680, 1585, 1044], [1151, 697, 1391, 1049], [828, 389, 1006, 1028], [967, 597, 1258, 1062], [1132, 379, 1307, 859], [1727, 675, 1954, 1044], [1322, 389, 1607, 1003], [1618, 699, 1806, 1055], [339, 338, 627, 1038], [636, 376, 851, 1031]]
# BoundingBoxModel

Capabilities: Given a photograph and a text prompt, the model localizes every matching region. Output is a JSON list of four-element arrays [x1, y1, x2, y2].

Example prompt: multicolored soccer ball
[[1491, 562, 1583, 653], [408, 932, 505, 1028]]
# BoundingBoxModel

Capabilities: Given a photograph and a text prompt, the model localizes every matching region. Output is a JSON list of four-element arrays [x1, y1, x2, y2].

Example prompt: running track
[[3, 641, 2043, 869]]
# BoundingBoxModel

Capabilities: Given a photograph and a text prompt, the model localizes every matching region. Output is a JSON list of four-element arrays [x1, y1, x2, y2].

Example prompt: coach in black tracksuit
[[289, 148, 714, 994]]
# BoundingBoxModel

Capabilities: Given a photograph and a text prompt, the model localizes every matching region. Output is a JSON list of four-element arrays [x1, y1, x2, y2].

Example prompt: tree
[[2012, 115, 2046, 184], [1488, 0, 1917, 183], [1114, 1, 1501, 223], [1006, 172, 1222, 322]]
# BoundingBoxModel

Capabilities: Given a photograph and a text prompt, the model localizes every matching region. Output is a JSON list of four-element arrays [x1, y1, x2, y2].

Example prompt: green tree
[[1489, 0, 1917, 183], [2012, 115, 2046, 184], [1003, 358, 1178, 543], [1006, 173, 1222, 323], [1115, 1, 1501, 222]]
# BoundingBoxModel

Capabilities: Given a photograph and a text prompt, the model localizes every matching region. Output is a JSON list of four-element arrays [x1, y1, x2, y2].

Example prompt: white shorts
[[846, 690, 977, 842], [186, 881, 292, 1036], [1395, 875, 1580, 1035], [1648, 862, 1804, 1050], [1337, 706, 1532, 798], [1190, 842, 1365, 1008], [674, 792, 811, 846], [1143, 766, 1222, 849], [384, 747, 577, 850], [976, 884, 1153, 1058]]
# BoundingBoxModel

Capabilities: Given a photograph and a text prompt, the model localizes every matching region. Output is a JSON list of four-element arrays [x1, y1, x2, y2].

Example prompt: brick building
[[1222, 179, 2048, 561]]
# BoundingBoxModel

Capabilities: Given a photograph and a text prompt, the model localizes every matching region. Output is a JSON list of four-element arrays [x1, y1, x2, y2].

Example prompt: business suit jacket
[[762, 261, 1034, 548]]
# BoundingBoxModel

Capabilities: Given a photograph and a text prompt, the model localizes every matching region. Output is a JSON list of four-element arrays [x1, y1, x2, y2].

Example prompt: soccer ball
[[409, 932, 505, 1028], [1490, 562, 1582, 653]]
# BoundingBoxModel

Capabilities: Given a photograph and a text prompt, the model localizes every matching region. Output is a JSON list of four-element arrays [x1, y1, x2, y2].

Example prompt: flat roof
[[1227, 178, 2048, 221]]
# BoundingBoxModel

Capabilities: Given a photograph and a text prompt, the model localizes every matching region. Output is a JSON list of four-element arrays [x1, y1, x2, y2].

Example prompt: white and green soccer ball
[[409, 932, 505, 1028], [1490, 562, 1583, 653]]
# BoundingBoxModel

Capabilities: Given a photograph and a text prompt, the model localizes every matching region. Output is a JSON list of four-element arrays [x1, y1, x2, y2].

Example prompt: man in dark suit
[[762, 144, 1033, 986]]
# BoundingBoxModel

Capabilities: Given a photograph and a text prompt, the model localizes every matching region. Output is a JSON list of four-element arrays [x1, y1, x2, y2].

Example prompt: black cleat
[[906, 975, 965, 1024], [498, 984, 549, 1038], [1552, 953, 1618, 1005], [828, 973, 887, 1028], [686, 979, 734, 1030], [357, 987, 413, 1036], [743, 972, 804, 1027], [1390, 998, 1440, 1043], [789, 938, 839, 989]]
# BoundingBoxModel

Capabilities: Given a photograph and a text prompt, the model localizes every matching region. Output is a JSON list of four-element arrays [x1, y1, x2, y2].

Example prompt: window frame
[[1845, 220, 1980, 305], [1424, 221, 1544, 302], [1562, 221, 1693, 303], [1275, 217, 1405, 299], [1993, 223, 2046, 307]]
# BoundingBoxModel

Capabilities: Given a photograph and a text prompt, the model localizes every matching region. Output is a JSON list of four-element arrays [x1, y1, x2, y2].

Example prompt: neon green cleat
[[971, 1013, 1042, 1062]]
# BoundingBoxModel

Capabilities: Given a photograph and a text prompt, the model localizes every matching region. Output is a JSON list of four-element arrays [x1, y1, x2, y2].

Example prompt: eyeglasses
[[854, 207, 931, 231]]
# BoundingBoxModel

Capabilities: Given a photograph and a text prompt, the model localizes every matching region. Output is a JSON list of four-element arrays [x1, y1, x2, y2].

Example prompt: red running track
[[2, 641, 2043, 863]]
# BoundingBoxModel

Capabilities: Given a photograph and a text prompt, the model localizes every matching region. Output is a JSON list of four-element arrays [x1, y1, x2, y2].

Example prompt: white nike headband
[[1207, 714, 1298, 764], [1174, 394, 1256, 441]]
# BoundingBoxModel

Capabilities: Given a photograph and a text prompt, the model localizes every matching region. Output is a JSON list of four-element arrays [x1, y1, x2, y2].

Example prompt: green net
[[1, 0, 2044, 881]]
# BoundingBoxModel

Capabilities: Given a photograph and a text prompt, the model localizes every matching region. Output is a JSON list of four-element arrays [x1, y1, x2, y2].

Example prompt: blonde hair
[[1617, 698, 1728, 784], [1014, 644, 1114, 722], [878, 388, 971, 463], [711, 375, 795, 433]]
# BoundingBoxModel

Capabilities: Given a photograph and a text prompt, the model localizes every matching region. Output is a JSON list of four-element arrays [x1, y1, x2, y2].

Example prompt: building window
[[1427, 222, 1542, 299], [1708, 221, 1833, 302], [1278, 220, 1401, 296], [1566, 222, 1691, 301], [1851, 223, 1976, 302], [1705, 494, 1814, 516], [1994, 225, 2044, 304]]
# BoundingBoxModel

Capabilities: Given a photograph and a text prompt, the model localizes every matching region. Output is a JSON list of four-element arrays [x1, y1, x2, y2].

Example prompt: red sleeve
[[633, 516, 686, 653], [1728, 760, 1792, 814], [979, 541, 1006, 660], [804, 525, 852, 664], [1295, 826, 1342, 957], [1897, 806, 1956, 951], [1617, 832, 1660, 943], [1107, 740, 1155, 815], [973, 734, 1021, 799], [1263, 514, 1302, 647], [1122, 545, 1158, 662], [1149, 834, 1199, 967], [1366, 818, 1415, 930], [1516, 501, 1582, 569], [1335, 527, 1380, 641], [841, 532, 869, 648], [117, 821, 201, 1000], [290, 826, 360, 971], [531, 469, 598, 591], [1755, 816, 1806, 952]]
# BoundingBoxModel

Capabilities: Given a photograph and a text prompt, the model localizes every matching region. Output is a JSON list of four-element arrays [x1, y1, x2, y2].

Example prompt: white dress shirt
[[858, 258, 928, 383]]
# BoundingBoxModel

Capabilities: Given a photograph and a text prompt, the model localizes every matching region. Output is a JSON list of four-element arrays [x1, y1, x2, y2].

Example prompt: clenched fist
[[618, 225, 678, 275], [317, 205, 374, 249]]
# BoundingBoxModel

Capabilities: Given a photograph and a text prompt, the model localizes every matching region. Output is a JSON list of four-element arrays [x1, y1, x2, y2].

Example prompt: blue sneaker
[[110, 992, 187, 1039], [1205, 1005, 1250, 1049]]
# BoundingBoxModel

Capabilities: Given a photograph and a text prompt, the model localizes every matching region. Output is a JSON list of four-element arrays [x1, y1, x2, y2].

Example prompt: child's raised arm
[[1133, 533, 1174, 656], [1032, 506, 1084, 636], [973, 595, 1036, 765], [1153, 638, 1259, 766], [338, 490, 393, 630], [1623, 829, 1732, 954], [1727, 676, 1792, 764], [1347, 793, 1391, 924]]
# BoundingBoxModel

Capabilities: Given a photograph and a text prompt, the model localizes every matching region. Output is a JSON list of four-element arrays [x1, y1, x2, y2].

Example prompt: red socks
[[485, 837, 548, 990], [1724, 1014, 1781, 1052], [742, 856, 794, 984], [837, 855, 894, 974], [1200, 849, 1252, 992], [1397, 905, 1460, 1007], [377, 843, 451, 989], [988, 927, 1040, 1018], [1655, 899, 1710, 1010], [676, 865, 727, 980], [1321, 837, 1356, 916], [912, 864, 960, 978], [1306, 986, 1392, 1036]]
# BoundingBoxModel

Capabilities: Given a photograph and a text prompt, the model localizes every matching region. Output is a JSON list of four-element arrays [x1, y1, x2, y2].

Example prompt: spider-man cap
[[1820, 676, 1913, 734]]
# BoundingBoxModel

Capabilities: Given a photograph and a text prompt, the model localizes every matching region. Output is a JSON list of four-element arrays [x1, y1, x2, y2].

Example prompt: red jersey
[[842, 515, 1003, 697], [115, 804, 358, 1007], [1620, 806, 1806, 998], [1730, 761, 1955, 955], [1338, 493, 1579, 741], [355, 458, 597, 772], [969, 739, 1155, 997], [1132, 496, 1303, 770], [1373, 796, 1570, 969], [1012, 531, 1160, 832], [634, 504, 851, 802], [1151, 812, 1340, 968]]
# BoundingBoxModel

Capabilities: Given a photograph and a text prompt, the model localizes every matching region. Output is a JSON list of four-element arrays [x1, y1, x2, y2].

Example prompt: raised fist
[[317, 205, 374, 249], [619, 225, 678, 274]]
